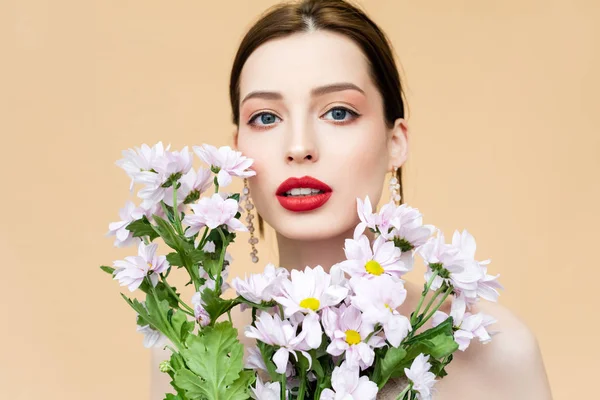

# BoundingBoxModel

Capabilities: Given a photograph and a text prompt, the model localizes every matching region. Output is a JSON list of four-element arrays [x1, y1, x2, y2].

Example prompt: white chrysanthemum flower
[[245, 311, 312, 374], [183, 193, 247, 236], [338, 235, 409, 279], [404, 354, 437, 400], [106, 200, 156, 248], [193, 144, 256, 188], [273, 266, 348, 348], [190, 291, 211, 327], [432, 293, 498, 351], [250, 376, 286, 400], [349, 275, 412, 347], [136, 323, 167, 348], [321, 304, 385, 370], [115, 141, 170, 192], [113, 241, 169, 291], [232, 263, 289, 304], [320, 361, 378, 400]]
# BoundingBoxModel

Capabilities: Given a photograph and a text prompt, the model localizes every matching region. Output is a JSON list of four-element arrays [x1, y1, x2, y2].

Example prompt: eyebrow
[[240, 82, 365, 105]]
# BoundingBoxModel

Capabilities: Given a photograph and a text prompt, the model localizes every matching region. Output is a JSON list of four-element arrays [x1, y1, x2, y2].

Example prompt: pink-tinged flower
[[250, 376, 286, 400], [134, 146, 194, 209], [389, 204, 435, 248], [338, 235, 409, 279], [115, 141, 171, 192], [404, 354, 437, 400], [349, 275, 412, 347], [193, 144, 256, 188], [321, 304, 385, 370], [244, 311, 311, 374], [113, 242, 170, 291], [451, 230, 503, 303], [353, 196, 379, 239], [183, 193, 246, 236], [106, 200, 156, 248], [190, 291, 211, 327], [273, 266, 348, 348], [245, 346, 268, 372], [232, 263, 289, 304], [164, 167, 212, 208], [320, 361, 378, 400], [136, 323, 167, 348], [418, 229, 466, 274], [432, 293, 498, 351]]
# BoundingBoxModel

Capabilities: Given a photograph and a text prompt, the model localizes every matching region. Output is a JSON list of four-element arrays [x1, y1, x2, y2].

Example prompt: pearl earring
[[242, 178, 259, 263], [389, 166, 401, 206]]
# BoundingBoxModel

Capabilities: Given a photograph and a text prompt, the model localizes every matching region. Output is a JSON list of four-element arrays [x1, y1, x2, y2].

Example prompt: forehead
[[239, 30, 373, 99]]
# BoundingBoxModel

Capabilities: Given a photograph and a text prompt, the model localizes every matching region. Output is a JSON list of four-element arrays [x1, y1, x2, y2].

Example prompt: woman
[[152, 0, 553, 398]]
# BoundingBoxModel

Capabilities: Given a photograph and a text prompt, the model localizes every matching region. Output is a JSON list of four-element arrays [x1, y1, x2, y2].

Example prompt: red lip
[[276, 176, 333, 212]]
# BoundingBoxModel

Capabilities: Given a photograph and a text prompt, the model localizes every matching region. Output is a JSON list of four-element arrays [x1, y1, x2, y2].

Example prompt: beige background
[[2, 0, 598, 398]]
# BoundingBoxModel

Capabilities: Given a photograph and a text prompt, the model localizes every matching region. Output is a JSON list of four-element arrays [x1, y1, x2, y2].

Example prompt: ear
[[387, 118, 409, 171]]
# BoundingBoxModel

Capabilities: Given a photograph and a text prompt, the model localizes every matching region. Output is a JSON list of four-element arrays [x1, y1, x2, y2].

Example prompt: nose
[[285, 120, 319, 164]]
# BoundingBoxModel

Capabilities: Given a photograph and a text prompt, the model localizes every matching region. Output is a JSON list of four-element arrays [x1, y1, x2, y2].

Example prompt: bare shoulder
[[464, 301, 554, 399]]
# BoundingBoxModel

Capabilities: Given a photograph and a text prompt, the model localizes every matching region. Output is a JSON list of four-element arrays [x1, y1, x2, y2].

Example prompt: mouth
[[276, 176, 333, 212]]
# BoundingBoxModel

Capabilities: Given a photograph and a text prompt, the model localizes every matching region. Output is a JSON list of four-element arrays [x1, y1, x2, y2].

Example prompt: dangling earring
[[242, 178, 259, 263], [389, 166, 401, 206]]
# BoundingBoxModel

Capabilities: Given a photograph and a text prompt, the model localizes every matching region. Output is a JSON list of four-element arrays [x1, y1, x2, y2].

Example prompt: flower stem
[[411, 270, 439, 325], [297, 365, 307, 400], [172, 179, 184, 236], [215, 228, 227, 295], [414, 286, 453, 331], [395, 382, 412, 400], [160, 273, 194, 314], [148, 277, 182, 350], [280, 372, 286, 400], [419, 286, 445, 322]]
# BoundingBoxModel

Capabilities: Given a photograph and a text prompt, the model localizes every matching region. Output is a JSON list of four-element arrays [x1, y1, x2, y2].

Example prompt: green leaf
[[169, 307, 194, 343], [126, 216, 160, 241], [164, 394, 183, 400], [177, 322, 247, 400], [166, 252, 184, 266], [201, 288, 240, 322], [100, 265, 115, 275], [222, 369, 255, 400], [379, 346, 408, 385], [404, 316, 454, 346], [153, 214, 185, 252], [173, 369, 204, 400], [423, 333, 459, 359], [155, 281, 181, 309]]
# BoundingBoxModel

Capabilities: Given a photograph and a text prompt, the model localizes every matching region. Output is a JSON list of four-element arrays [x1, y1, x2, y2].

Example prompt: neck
[[276, 228, 378, 273], [276, 227, 354, 273]]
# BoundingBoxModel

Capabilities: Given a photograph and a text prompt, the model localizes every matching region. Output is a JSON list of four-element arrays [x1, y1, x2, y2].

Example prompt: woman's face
[[235, 30, 407, 241]]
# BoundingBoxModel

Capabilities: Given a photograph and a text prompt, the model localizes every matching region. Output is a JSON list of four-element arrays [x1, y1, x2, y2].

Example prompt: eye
[[322, 107, 360, 123], [248, 112, 281, 129]]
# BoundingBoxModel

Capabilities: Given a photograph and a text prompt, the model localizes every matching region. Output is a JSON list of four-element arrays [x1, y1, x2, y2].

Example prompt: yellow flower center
[[147, 262, 153, 269], [385, 303, 394, 312], [345, 330, 361, 345], [365, 260, 384, 276], [299, 297, 320, 311]]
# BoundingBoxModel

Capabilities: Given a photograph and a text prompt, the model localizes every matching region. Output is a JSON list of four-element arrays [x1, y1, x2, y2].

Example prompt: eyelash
[[247, 107, 360, 130]]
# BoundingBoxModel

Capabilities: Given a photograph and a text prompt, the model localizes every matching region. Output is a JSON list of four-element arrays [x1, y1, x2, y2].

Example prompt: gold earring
[[242, 178, 259, 263], [389, 167, 401, 206]]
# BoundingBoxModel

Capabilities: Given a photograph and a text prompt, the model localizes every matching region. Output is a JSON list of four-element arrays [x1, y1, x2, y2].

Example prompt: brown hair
[[229, 0, 407, 236]]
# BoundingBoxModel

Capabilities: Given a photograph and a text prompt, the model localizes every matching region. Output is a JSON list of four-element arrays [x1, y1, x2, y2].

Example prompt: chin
[[270, 209, 356, 242]]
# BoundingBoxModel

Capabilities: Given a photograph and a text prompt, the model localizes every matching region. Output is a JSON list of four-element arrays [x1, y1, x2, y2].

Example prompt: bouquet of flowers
[[101, 142, 503, 400]]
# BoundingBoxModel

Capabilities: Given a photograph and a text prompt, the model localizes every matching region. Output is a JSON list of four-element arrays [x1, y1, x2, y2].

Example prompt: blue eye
[[323, 107, 359, 122], [248, 112, 281, 128]]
